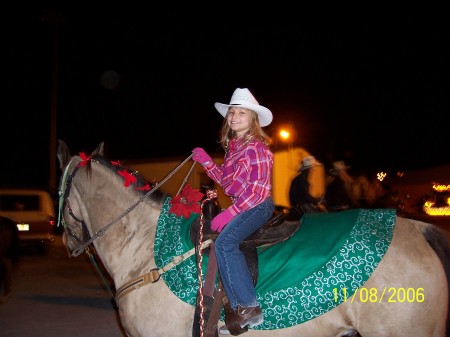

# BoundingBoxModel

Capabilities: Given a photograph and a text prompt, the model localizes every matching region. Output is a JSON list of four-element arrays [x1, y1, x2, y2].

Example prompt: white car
[[0, 189, 56, 253]]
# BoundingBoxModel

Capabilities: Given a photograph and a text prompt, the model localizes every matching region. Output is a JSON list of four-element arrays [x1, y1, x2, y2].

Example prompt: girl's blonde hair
[[219, 108, 272, 151]]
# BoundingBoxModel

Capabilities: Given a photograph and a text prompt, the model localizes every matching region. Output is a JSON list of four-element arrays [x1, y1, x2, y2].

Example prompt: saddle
[[190, 190, 302, 337]]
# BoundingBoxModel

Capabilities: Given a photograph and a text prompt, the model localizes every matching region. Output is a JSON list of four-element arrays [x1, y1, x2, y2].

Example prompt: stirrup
[[218, 318, 264, 335], [218, 308, 263, 335], [218, 325, 232, 335]]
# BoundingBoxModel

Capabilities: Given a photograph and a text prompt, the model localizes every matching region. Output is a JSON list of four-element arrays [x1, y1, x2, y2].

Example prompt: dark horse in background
[[0, 216, 20, 303]]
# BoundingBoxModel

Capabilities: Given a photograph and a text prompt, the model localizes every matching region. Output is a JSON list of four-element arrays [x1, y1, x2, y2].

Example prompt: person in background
[[324, 161, 356, 211], [351, 169, 372, 208], [289, 155, 326, 214], [191, 88, 274, 333]]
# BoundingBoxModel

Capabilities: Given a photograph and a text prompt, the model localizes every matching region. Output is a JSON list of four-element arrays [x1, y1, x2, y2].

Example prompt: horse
[[57, 140, 450, 337], [0, 216, 20, 303]]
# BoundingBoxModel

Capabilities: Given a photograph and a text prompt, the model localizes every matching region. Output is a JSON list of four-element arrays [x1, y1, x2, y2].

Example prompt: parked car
[[0, 189, 56, 253]]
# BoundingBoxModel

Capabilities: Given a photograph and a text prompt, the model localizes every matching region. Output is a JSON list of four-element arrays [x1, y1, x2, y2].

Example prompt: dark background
[[3, 7, 449, 192]]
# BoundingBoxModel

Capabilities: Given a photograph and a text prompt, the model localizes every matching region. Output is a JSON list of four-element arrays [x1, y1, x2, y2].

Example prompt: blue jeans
[[215, 197, 275, 310]]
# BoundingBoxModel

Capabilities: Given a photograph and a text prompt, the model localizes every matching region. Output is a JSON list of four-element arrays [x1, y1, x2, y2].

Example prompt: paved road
[[0, 235, 126, 337]]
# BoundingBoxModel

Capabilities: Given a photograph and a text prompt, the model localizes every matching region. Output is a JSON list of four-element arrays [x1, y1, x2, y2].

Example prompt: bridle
[[57, 154, 194, 257], [57, 158, 87, 250], [58, 158, 149, 257]]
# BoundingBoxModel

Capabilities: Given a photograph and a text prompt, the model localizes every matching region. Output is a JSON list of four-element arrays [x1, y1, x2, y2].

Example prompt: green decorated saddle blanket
[[154, 197, 396, 330]]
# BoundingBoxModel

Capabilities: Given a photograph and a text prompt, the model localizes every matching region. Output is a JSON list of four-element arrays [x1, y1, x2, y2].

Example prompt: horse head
[[57, 140, 100, 253], [56, 140, 166, 259]]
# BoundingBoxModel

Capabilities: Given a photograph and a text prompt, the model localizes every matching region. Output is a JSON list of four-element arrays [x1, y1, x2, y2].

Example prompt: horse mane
[[87, 153, 168, 205]]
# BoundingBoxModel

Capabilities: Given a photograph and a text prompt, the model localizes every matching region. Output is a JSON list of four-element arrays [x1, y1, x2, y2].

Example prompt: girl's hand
[[192, 147, 213, 166], [211, 209, 234, 232]]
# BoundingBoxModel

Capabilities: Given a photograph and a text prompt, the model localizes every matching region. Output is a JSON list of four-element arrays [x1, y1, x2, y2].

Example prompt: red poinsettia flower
[[118, 169, 137, 187], [169, 184, 204, 218], [77, 152, 92, 167]]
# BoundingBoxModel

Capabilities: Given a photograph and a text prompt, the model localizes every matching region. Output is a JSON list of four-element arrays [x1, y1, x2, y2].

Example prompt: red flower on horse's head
[[169, 184, 204, 219], [77, 152, 92, 167]]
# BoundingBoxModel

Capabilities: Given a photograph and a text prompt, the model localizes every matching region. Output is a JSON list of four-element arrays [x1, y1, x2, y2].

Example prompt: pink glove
[[211, 209, 234, 233], [192, 147, 213, 166]]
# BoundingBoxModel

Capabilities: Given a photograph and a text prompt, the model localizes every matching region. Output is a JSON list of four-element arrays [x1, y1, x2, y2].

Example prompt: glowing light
[[423, 204, 450, 216], [377, 172, 387, 182], [433, 184, 450, 192], [279, 130, 290, 140], [423, 195, 450, 216]]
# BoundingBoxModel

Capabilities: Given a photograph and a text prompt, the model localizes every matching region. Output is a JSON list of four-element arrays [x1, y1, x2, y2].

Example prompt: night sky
[[3, 7, 449, 191]]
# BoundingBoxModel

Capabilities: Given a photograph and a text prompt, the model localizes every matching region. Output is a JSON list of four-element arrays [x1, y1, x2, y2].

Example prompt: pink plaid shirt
[[204, 137, 273, 216]]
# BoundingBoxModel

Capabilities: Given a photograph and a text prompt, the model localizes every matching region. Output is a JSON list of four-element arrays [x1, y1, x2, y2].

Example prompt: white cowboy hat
[[330, 161, 351, 174], [214, 88, 273, 127], [298, 156, 320, 172]]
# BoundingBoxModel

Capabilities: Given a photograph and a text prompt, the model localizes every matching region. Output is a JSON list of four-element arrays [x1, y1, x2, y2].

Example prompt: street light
[[271, 125, 297, 207], [279, 129, 290, 141], [278, 126, 295, 179], [279, 127, 294, 153]]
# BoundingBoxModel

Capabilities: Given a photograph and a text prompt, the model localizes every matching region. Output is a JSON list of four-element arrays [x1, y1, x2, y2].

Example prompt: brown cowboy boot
[[219, 305, 263, 335]]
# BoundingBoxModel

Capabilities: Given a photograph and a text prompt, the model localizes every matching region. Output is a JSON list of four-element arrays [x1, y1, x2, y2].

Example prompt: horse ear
[[91, 141, 105, 157], [57, 140, 71, 170]]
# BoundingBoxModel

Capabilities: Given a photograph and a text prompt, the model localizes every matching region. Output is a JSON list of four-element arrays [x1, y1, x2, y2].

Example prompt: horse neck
[[73, 162, 162, 286]]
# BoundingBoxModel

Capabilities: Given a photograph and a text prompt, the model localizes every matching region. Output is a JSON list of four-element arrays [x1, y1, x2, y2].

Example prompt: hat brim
[[299, 163, 319, 171], [214, 102, 273, 127]]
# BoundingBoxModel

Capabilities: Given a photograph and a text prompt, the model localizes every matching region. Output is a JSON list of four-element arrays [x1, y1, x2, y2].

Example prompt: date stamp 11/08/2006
[[333, 287, 425, 304]]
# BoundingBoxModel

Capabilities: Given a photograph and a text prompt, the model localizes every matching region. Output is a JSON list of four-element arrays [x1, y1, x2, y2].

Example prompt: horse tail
[[423, 224, 450, 335]]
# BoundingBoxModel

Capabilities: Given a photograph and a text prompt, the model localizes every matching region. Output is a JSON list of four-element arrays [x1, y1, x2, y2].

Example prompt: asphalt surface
[[0, 235, 126, 337]]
